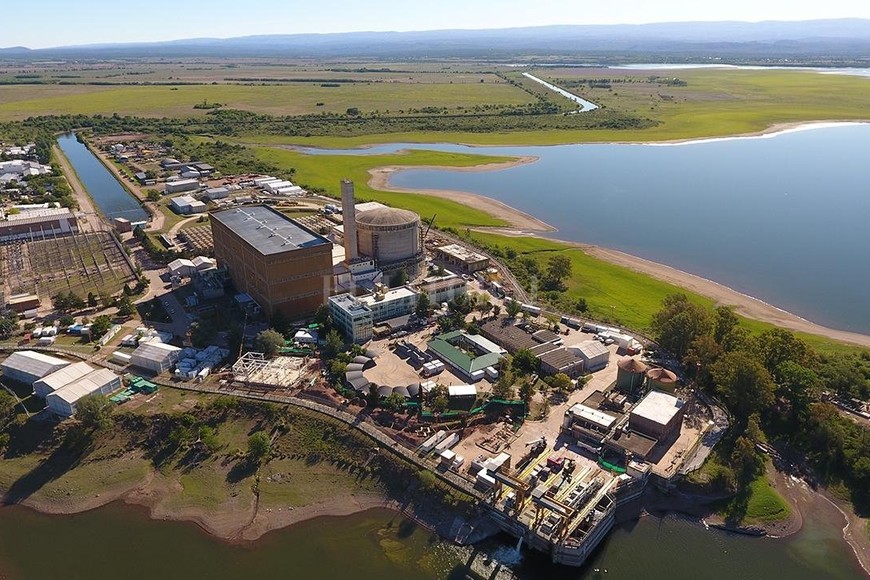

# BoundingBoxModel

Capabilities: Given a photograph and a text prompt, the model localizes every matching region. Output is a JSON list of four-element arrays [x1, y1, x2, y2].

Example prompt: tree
[[322, 329, 345, 360], [433, 394, 450, 414], [89, 315, 112, 340], [146, 189, 161, 202], [0, 310, 19, 340], [518, 380, 536, 404], [492, 304, 502, 318], [270, 311, 291, 336], [683, 334, 722, 389], [512, 349, 539, 376], [384, 392, 406, 411], [506, 299, 522, 319], [0, 390, 17, 430], [247, 431, 271, 462], [551, 373, 573, 392], [415, 293, 432, 318], [76, 394, 113, 431], [755, 329, 813, 380], [254, 328, 285, 358], [713, 306, 740, 345], [574, 297, 588, 313], [711, 351, 775, 426], [651, 293, 712, 360], [117, 294, 136, 317], [543, 254, 572, 290], [198, 425, 221, 454], [87, 292, 98, 308], [391, 268, 409, 287], [66, 292, 86, 311]]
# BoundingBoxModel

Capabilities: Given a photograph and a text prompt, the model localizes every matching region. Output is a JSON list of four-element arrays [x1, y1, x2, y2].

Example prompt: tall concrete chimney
[[340, 179, 359, 261]]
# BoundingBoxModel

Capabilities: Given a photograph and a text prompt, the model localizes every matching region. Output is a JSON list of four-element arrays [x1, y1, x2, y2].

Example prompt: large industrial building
[[1, 351, 69, 385], [0, 209, 79, 243], [45, 368, 122, 417], [211, 206, 333, 319]]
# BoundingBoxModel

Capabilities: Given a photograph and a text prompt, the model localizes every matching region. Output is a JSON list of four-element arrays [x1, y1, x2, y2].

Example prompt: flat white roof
[[569, 403, 617, 430], [448, 384, 478, 397], [354, 201, 388, 213], [359, 286, 417, 306], [632, 391, 684, 427], [463, 333, 505, 355], [437, 244, 488, 262]]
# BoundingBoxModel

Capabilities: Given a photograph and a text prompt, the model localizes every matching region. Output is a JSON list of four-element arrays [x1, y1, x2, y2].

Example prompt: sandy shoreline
[[367, 155, 555, 234], [13, 469, 405, 544], [365, 121, 870, 347]]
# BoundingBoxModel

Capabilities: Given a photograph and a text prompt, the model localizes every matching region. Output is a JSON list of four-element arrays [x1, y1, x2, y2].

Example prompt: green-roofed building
[[427, 330, 505, 382]]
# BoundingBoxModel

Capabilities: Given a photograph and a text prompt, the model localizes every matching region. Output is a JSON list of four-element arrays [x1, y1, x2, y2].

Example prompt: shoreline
[[367, 155, 555, 233], [9, 467, 408, 544], [364, 128, 870, 347]]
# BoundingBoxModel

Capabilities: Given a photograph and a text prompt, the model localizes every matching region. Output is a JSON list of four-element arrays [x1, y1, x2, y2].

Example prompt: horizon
[[6, 0, 870, 50]]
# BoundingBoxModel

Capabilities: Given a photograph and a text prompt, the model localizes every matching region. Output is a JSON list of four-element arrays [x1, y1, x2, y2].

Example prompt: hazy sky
[[10, 0, 870, 48]]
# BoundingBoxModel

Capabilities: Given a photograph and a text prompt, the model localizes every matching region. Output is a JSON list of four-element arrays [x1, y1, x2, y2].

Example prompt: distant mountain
[[3, 19, 870, 60]]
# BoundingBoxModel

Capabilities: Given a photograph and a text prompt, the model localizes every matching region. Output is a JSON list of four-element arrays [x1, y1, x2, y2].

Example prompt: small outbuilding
[[1, 351, 69, 385], [571, 341, 611, 372]]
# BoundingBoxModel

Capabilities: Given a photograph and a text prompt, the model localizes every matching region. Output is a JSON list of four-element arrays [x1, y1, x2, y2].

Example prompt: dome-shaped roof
[[645, 367, 677, 383], [356, 207, 419, 227], [618, 357, 648, 373]]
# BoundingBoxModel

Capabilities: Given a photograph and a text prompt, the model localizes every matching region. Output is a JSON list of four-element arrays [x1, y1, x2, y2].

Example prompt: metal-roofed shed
[[33, 361, 95, 398], [1, 351, 69, 385]]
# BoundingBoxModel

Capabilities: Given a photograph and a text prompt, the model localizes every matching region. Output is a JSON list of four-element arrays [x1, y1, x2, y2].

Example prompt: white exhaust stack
[[341, 179, 358, 261]]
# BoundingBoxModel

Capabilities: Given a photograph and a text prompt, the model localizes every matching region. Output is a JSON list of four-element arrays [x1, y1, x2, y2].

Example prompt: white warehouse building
[[170, 195, 207, 215], [33, 361, 95, 398], [46, 368, 122, 417], [130, 341, 182, 373], [0, 351, 69, 385]]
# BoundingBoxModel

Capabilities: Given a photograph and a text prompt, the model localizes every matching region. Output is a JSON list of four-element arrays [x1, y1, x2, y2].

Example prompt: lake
[[57, 133, 149, 223], [0, 502, 863, 579], [307, 123, 870, 334]]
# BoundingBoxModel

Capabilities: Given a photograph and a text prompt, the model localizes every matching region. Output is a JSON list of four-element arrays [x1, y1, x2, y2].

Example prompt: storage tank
[[616, 357, 648, 396], [646, 366, 678, 393], [355, 207, 421, 265]]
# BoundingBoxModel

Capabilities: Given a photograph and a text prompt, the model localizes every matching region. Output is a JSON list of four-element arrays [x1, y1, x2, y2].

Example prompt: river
[[0, 502, 863, 579], [56, 133, 149, 223], [302, 123, 870, 335]]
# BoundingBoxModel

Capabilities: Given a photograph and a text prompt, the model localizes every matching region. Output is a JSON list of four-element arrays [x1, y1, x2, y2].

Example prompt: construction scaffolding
[[231, 352, 304, 389]]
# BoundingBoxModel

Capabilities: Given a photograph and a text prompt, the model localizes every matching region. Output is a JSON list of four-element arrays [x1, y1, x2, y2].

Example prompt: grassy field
[[232, 68, 870, 148], [0, 79, 533, 121], [254, 145, 514, 229]]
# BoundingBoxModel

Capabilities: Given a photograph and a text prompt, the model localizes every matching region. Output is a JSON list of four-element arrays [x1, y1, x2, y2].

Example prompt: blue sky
[[12, 0, 870, 49]]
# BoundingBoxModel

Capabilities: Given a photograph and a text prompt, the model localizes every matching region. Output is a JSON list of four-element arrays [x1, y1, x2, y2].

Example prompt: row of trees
[[651, 294, 870, 506]]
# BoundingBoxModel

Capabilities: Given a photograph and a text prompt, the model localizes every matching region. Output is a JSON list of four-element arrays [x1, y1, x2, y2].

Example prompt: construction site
[[477, 435, 647, 566]]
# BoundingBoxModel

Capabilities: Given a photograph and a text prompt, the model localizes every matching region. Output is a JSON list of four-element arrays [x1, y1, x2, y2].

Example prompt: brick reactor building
[[210, 205, 333, 319]]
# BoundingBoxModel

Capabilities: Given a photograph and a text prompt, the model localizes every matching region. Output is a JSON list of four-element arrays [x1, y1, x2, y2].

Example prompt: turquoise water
[[311, 123, 870, 334], [57, 133, 148, 222]]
